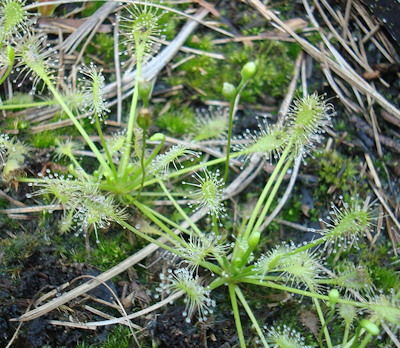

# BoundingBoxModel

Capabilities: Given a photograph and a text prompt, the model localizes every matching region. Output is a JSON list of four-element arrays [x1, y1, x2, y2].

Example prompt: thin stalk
[[342, 322, 351, 347], [94, 114, 117, 176], [133, 200, 187, 244], [240, 278, 370, 308], [224, 80, 245, 183], [158, 180, 225, 268], [119, 59, 142, 176], [235, 287, 269, 348], [116, 218, 181, 255], [252, 156, 294, 233], [66, 153, 90, 181], [313, 297, 333, 348], [137, 151, 243, 190], [208, 276, 226, 290], [44, 78, 111, 174], [134, 200, 192, 236], [229, 284, 246, 348], [138, 127, 148, 196], [359, 333, 374, 348], [242, 141, 293, 241], [158, 180, 203, 236]]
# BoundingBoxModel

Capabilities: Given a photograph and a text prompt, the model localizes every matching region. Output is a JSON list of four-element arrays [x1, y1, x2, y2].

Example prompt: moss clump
[[69, 232, 135, 271], [86, 33, 115, 65], [156, 105, 195, 135], [167, 38, 299, 103], [314, 150, 362, 197]]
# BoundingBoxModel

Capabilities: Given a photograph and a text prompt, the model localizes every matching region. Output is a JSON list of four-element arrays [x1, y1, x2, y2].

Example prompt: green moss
[[76, 326, 133, 348], [30, 131, 57, 148], [166, 39, 299, 103], [69, 232, 135, 271], [156, 105, 195, 135], [0, 231, 39, 265], [86, 33, 115, 65], [313, 150, 363, 198]]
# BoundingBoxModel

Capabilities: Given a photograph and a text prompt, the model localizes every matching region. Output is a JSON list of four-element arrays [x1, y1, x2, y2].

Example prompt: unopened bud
[[150, 133, 165, 142], [360, 319, 379, 335], [248, 230, 261, 250], [240, 61, 257, 80], [137, 107, 152, 130], [328, 289, 340, 305], [222, 82, 236, 100]]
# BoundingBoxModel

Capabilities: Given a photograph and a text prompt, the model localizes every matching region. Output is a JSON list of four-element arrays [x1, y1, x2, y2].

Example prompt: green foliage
[[315, 150, 360, 194], [70, 232, 135, 271], [156, 105, 195, 135], [87, 33, 115, 65], [76, 326, 133, 348], [30, 131, 57, 148], [167, 38, 298, 103]]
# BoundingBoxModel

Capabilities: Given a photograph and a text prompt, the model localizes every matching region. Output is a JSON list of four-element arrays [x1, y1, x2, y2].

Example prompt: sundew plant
[[0, 1, 399, 347]]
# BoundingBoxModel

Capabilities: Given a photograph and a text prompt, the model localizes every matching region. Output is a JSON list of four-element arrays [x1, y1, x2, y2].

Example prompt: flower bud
[[240, 61, 256, 80], [328, 289, 339, 305], [360, 319, 379, 336], [137, 107, 152, 130], [222, 82, 236, 100], [248, 230, 261, 250], [149, 132, 165, 142]]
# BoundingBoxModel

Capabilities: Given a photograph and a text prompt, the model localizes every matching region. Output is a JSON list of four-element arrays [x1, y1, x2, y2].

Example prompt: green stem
[[313, 297, 333, 348], [158, 180, 225, 269], [67, 153, 90, 181], [136, 151, 242, 190], [119, 59, 142, 177], [224, 80, 245, 183], [116, 218, 182, 255], [342, 322, 350, 347], [252, 156, 294, 233], [235, 287, 269, 348], [158, 180, 203, 236], [358, 333, 373, 348], [138, 127, 148, 197], [229, 284, 246, 348], [94, 114, 117, 176], [44, 78, 111, 175], [133, 200, 187, 244], [240, 278, 369, 309], [242, 141, 293, 241], [134, 200, 192, 236]]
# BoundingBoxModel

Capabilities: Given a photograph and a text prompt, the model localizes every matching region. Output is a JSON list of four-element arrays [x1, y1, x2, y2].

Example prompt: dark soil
[[0, 249, 113, 348]]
